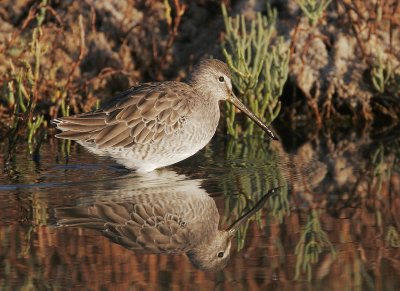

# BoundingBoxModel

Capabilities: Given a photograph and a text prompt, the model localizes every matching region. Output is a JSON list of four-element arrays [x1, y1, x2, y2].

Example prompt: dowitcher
[[56, 178, 278, 272], [53, 59, 278, 172]]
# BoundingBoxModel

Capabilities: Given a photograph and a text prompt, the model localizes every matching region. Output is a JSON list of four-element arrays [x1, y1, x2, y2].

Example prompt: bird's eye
[[218, 76, 225, 83], [217, 252, 224, 258]]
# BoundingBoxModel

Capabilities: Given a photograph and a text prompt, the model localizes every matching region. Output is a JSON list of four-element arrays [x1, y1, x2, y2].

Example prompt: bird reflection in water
[[56, 170, 278, 272]]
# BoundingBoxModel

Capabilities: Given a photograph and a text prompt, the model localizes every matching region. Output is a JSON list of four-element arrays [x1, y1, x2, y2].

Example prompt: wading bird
[[53, 59, 278, 172], [56, 184, 278, 272]]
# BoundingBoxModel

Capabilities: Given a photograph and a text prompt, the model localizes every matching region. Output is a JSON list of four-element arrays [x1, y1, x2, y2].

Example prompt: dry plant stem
[[86, 68, 129, 84], [290, 15, 325, 123], [89, 3, 97, 34], [157, 0, 186, 77], [165, 0, 186, 52], [0, 6, 37, 54], [304, 35, 333, 117], [341, 0, 399, 63], [301, 34, 330, 65], [345, 6, 368, 60], [289, 16, 302, 60], [321, 97, 340, 121], [296, 64, 322, 126], [52, 14, 86, 119], [389, 1, 399, 55], [44, 6, 64, 27], [65, 15, 86, 90]]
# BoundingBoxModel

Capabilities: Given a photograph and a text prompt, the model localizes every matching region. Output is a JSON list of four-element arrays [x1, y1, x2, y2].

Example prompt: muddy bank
[[0, 0, 399, 139]]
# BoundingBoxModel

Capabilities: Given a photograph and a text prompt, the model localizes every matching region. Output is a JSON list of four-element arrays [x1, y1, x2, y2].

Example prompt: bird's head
[[189, 59, 278, 140], [186, 230, 232, 273], [186, 187, 280, 272]]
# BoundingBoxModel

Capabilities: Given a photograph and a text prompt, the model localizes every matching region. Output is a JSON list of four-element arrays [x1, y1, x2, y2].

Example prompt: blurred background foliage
[[0, 0, 399, 157], [0, 1, 399, 285], [222, 4, 289, 138]]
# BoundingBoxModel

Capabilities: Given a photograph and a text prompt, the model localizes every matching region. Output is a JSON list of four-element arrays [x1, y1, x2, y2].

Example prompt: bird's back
[[56, 190, 220, 253], [53, 81, 220, 172]]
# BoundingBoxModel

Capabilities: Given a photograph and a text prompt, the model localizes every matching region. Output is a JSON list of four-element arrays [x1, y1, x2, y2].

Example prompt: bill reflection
[[56, 171, 278, 272]]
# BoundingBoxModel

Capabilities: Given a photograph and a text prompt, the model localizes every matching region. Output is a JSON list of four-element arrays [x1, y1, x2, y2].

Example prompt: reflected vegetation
[[56, 172, 278, 272], [294, 209, 336, 281], [222, 138, 291, 250], [0, 133, 400, 289]]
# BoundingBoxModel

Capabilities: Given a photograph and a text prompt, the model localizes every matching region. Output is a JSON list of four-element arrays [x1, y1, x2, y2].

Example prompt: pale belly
[[79, 111, 219, 173]]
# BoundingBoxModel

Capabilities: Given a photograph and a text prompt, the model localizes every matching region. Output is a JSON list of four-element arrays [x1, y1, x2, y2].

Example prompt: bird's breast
[[191, 99, 220, 135]]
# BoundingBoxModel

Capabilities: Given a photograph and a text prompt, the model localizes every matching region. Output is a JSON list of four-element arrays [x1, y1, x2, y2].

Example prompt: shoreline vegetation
[[0, 0, 399, 164], [0, 1, 399, 285]]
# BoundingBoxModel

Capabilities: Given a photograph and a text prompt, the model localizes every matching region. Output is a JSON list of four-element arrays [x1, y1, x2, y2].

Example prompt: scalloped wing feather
[[54, 82, 194, 148], [56, 202, 191, 254]]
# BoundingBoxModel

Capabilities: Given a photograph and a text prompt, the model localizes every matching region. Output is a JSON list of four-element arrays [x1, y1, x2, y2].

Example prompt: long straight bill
[[227, 187, 280, 237], [228, 93, 279, 140]]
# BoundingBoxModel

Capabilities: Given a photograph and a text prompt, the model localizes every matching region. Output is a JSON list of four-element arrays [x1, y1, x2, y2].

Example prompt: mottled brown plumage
[[56, 182, 279, 272], [56, 82, 194, 147], [53, 59, 278, 172]]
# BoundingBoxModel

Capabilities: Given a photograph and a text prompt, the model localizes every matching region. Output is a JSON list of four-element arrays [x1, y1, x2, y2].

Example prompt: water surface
[[0, 134, 399, 290]]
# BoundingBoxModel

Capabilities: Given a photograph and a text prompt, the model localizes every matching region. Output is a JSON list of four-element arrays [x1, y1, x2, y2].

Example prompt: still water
[[0, 133, 399, 290]]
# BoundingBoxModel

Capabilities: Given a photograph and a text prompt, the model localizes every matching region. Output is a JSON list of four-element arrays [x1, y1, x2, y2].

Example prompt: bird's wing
[[54, 82, 194, 148], [56, 202, 192, 254]]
